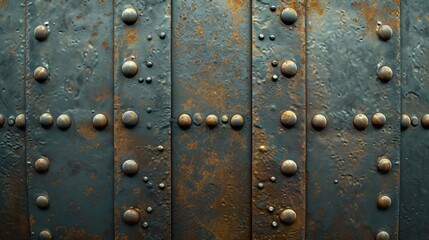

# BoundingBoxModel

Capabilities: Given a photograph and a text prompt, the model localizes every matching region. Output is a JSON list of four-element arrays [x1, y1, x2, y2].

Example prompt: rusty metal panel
[[306, 1, 400, 239], [171, 0, 252, 239], [113, 1, 171, 239], [400, 1, 429, 239], [26, 1, 114, 239], [252, 1, 306, 239], [0, 1, 29, 239]]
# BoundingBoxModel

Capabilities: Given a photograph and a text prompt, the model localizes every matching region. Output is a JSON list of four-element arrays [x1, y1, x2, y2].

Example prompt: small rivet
[[157, 145, 164, 152], [34, 25, 49, 41], [377, 195, 392, 209], [178, 114, 192, 129], [280, 8, 298, 25], [15, 114, 26, 129], [231, 114, 245, 130], [8, 115, 15, 126], [272, 75, 279, 81], [160, 32, 166, 39], [34, 66, 49, 83], [142, 222, 149, 228], [35, 157, 49, 173], [123, 209, 140, 225], [421, 114, 429, 128], [159, 183, 165, 189], [258, 34, 265, 40], [221, 115, 229, 124], [147, 35, 152, 41], [146, 61, 153, 68], [145, 77, 152, 83], [36, 195, 49, 209], [122, 60, 138, 78], [312, 114, 327, 130], [281, 160, 298, 176], [401, 114, 411, 129], [271, 221, 278, 228], [269, 35, 275, 41], [122, 160, 139, 176], [270, 5, 277, 12], [268, 206, 274, 212], [279, 209, 297, 224], [122, 110, 139, 128], [353, 114, 369, 130], [372, 113, 386, 128], [258, 183, 264, 189], [270, 176, 276, 182], [281, 60, 298, 78], [377, 25, 393, 41], [146, 207, 153, 213], [193, 113, 204, 126], [280, 111, 297, 128], [377, 158, 392, 173], [378, 66, 393, 82], [39, 230, 52, 240], [121, 8, 138, 25], [206, 114, 219, 128], [271, 60, 278, 67], [258, 145, 268, 152], [143, 176, 149, 182], [0, 114, 4, 127], [411, 115, 419, 126], [56, 114, 71, 130], [93, 113, 108, 130], [376, 231, 390, 240], [39, 113, 54, 128]]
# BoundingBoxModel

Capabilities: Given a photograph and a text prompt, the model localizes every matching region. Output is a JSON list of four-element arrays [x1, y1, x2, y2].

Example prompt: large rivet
[[123, 209, 140, 225], [280, 111, 297, 128], [279, 209, 297, 224], [421, 114, 429, 128], [15, 114, 26, 129], [122, 111, 139, 128], [93, 113, 108, 130], [312, 114, 327, 130], [377, 195, 392, 209], [122, 160, 139, 176], [35, 157, 49, 173], [401, 114, 411, 129], [353, 114, 368, 130], [34, 25, 49, 41], [372, 113, 386, 128], [122, 60, 138, 78], [281, 60, 297, 78], [39, 113, 54, 128], [411, 115, 419, 126], [0, 114, 4, 127], [178, 114, 192, 129], [377, 158, 392, 173], [376, 231, 390, 240], [39, 230, 52, 240], [378, 66, 393, 82], [122, 8, 138, 25], [34, 66, 49, 83], [280, 8, 297, 25], [230, 114, 245, 130], [281, 160, 298, 176], [36, 195, 49, 209], [377, 25, 392, 41], [56, 114, 71, 130], [206, 114, 218, 128]]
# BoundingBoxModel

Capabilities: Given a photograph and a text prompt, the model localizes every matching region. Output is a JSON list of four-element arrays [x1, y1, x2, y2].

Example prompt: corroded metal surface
[[171, 0, 252, 239], [306, 0, 400, 239], [252, 0, 306, 239]]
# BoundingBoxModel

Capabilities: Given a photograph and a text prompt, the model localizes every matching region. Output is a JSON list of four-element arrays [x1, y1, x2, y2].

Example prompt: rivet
[[0, 114, 4, 127], [160, 32, 166, 39], [142, 222, 149, 228], [334, 180, 339, 184], [146, 207, 153, 213], [143, 176, 149, 182], [7, 115, 15, 126], [258, 34, 265, 40], [221, 115, 229, 124], [36, 195, 49, 209], [377, 25, 393, 41], [123, 209, 140, 225], [269, 35, 275, 41], [280, 8, 298, 25], [206, 114, 218, 128], [121, 110, 139, 128], [353, 114, 369, 130], [281, 160, 298, 176], [312, 114, 327, 130], [401, 114, 411, 129], [281, 60, 297, 78], [39, 230, 52, 240], [145, 77, 152, 83], [376, 231, 390, 240], [377, 158, 392, 173], [34, 25, 49, 41], [159, 183, 165, 189], [34, 66, 49, 83], [122, 60, 138, 78], [271, 60, 278, 67], [270, 176, 276, 182], [258, 183, 264, 189], [193, 113, 204, 126], [157, 145, 164, 152], [15, 114, 26, 129], [35, 157, 49, 173], [270, 5, 277, 12], [178, 114, 192, 129], [421, 114, 429, 128], [279, 209, 297, 224], [377, 195, 392, 209], [271, 221, 278, 228], [272, 75, 279, 81], [280, 111, 297, 128], [121, 8, 138, 25], [268, 206, 274, 212], [231, 114, 245, 130], [411, 115, 419, 126], [146, 61, 153, 68], [56, 114, 71, 130], [92, 113, 108, 130], [372, 113, 386, 128], [147, 35, 152, 41], [258, 145, 268, 152], [378, 66, 393, 82], [39, 113, 54, 128], [122, 160, 139, 176]]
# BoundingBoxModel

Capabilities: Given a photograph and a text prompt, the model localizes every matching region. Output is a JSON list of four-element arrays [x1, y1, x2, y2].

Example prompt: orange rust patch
[[227, 0, 245, 13], [187, 140, 198, 150], [0, 0, 7, 7], [352, 1, 399, 28], [418, 16, 423, 21], [120, 28, 138, 46], [101, 41, 108, 49], [77, 122, 97, 140], [308, 0, 325, 16], [56, 226, 103, 240], [84, 186, 94, 195], [76, 15, 82, 20], [91, 32, 98, 38]]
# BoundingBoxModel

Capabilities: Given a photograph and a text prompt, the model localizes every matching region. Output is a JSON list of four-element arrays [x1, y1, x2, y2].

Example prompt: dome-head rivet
[[39, 230, 52, 240], [377, 195, 392, 209], [123, 209, 140, 224], [36, 195, 49, 209], [271, 221, 278, 228], [121, 8, 138, 25], [34, 66, 49, 83], [376, 231, 390, 240], [122, 160, 139, 176], [221, 115, 229, 124], [312, 114, 327, 130], [270, 5, 277, 12], [281, 160, 298, 176], [122, 60, 138, 78], [353, 114, 368, 130], [56, 114, 71, 130], [401, 114, 411, 129], [372, 113, 386, 128], [411, 115, 419, 127], [280, 111, 297, 128], [35, 157, 49, 173], [377, 25, 392, 41], [206, 114, 218, 128], [0, 114, 4, 127], [281, 60, 297, 78], [378, 66, 393, 82], [39, 113, 54, 128], [230, 114, 245, 130], [377, 158, 392, 173], [34, 25, 49, 41], [178, 114, 192, 129], [15, 114, 26, 129], [421, 114, 429, 128], [279, 209, 297, 224], [280, 8, 298, 25], [121, 111, 139, 128], [93, 113, 108, 130]]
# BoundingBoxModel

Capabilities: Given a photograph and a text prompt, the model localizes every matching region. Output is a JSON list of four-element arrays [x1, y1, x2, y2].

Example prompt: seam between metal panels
[[398, 0, 402, 237], [24, 0, 30, 237], [250, 0, 253, 236], [112, 1, 116, 238], [304, 1, 309, 239], [170, 0, 175, 238]]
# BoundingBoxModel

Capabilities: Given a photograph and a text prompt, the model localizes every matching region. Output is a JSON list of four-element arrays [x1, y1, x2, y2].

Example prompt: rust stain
[[56, 226, 103, 240], [418, 16, 423, 21], [227, 0, 245, 14], [307, 0, 325, 16], [119, 28, 138, 46], [77, 122, 97, 140], [84, 186, 94, 195], [0, 0, 7, 7], [352, 1, 399, 28], [76, 15, 82, 20], [101, 41, 108, 49], [187, 140, 198, 150], [91, 32, 98, 38]]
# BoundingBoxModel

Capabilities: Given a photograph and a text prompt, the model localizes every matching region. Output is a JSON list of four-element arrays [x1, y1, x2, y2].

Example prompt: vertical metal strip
[[252, 1, 306, 239], [306, 0, 400, 239], [400, 1, 429, 239], [171, 1, 252, 239], [113, 1, 171, 239], [26, 1, 114, 239], [0, 1, 29, 239]]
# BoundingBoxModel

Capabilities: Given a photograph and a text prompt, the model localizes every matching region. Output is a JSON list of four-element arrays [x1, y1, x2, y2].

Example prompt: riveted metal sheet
[[171, 1, 252, 239], [400, 1, 429, 239], [0, 1, 29, 239], [113, 1, 171, 239], [26, 1, 114, 239], [306, 1, 400, 239], [252, 1, 306, 239]]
